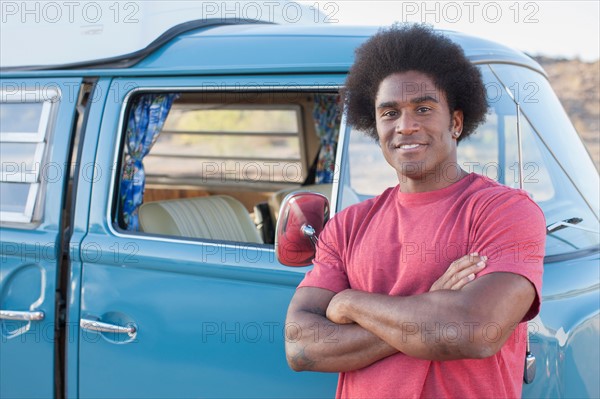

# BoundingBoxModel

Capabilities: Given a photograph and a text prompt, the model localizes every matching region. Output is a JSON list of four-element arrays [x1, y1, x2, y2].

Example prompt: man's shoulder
[[336, 185, 398, 218], [465, 174, 545, 221], [467, 173, 535, 201], [315, 186, 398, 254], [322, 185, 398, 238]]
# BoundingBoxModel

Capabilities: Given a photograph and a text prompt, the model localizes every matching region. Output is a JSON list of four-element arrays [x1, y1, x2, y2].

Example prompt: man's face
[[375, 71, 463, 191]]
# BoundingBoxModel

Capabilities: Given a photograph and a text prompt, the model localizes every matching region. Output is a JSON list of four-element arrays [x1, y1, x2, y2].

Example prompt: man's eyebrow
[[377, 101, 398, 109], [376, 96, 439, 109], [410, 95, 439, 104]]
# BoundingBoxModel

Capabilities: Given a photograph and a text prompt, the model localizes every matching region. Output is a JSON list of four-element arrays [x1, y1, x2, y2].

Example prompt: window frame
[[109, 85, 344, 248], [0, 88, 58, 223], [0, 142, 46, 183], [0, 90, 55, 142]]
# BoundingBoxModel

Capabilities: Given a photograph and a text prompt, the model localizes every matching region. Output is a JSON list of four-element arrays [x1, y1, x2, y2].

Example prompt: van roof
[[1, 21, 544, 77]]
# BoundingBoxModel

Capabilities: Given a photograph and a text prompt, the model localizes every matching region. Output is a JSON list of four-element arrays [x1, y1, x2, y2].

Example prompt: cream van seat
[[269, 184, 333, 222], [138, 195, 263, 243]]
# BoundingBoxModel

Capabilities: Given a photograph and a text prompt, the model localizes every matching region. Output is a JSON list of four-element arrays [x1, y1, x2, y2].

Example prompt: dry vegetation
[[534, 56, 600, 171]]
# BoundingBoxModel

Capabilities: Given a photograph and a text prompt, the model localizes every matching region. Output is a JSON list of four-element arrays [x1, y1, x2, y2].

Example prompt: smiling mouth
[[396, 143, 426, 150]]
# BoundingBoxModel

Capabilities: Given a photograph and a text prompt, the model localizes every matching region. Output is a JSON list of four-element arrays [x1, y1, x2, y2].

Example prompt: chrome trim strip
[[547, 221, 599, 234], [330, 111, 348, 216], [544, 245, 600, 264], [0, 310, 45, 321], [470, 58, 546, 78], [516, 103, 524, 190]]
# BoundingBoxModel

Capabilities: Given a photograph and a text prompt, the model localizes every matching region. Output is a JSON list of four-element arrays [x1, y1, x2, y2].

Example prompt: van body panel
[[0, 78, 81, 399], [523, 253, 600, 398], [71, 76, 341, 397], [64, 77, 112, 399], [137, 25, 543, 74], [76, 237, 335, 398]]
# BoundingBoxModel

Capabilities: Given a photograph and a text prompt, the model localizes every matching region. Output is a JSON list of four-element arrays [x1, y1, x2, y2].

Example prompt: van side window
[[114, 91, 341, 245], [0, 89, 57, 224]]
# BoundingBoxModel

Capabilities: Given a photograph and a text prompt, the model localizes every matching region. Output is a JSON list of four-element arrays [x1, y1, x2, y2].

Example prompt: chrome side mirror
[[275, 192, 329, 267]]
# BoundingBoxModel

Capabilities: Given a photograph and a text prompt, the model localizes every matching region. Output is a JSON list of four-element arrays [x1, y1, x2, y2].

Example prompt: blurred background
[[330, 1, 599, 169], [1, 0, 597, 169]]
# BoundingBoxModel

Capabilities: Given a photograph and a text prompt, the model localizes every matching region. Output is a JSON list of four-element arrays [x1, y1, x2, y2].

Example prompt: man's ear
[[452, 109, 464, 134]]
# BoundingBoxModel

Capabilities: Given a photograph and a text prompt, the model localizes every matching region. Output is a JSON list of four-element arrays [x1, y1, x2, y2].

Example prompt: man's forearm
[[285, 309, 397, 372], [328, 274, 535, 361], [331, 290, 480, 360]]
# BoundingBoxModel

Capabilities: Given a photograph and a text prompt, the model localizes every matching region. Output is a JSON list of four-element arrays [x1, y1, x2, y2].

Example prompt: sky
[[1, 1, 599, 67], [328, 1, 600, 61]]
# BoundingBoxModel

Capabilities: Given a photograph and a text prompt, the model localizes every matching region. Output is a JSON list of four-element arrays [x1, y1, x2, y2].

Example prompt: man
[[285, 24, 546, 398]]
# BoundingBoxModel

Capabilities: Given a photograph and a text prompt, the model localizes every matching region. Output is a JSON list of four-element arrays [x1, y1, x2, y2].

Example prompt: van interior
[[114, 91, 340, 245]]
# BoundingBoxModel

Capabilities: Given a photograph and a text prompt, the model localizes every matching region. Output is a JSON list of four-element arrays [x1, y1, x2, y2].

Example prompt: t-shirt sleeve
[[470, 190, 546, 321], [297, 211, 351, 293]]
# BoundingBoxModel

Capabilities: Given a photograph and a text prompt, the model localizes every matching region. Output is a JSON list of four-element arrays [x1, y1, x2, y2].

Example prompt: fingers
[[430, 253, 487, 292], [449, 253, 485, 274], [449, 257, 487, 290]]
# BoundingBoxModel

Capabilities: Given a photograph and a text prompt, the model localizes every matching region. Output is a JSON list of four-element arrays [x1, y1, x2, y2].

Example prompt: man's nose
[[395, 113, 419, 135]]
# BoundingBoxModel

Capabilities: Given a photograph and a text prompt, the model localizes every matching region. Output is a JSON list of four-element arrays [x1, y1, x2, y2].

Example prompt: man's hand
[[326, 290, 356, 325], [429, 253, 487, 291]]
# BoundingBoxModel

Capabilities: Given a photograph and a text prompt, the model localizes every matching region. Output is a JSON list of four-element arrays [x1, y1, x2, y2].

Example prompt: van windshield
[[341, 64, 600, 257]]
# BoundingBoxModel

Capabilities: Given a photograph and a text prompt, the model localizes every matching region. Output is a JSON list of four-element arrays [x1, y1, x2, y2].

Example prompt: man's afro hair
[[342, 23, 488, 143]]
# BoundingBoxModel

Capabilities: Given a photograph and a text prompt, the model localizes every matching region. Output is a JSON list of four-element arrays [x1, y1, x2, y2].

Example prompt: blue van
[[1, 21, 598, 398]]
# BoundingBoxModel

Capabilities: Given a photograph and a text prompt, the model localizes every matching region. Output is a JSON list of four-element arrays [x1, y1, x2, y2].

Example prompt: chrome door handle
[[0, 310, 45, 321], [80, 318, 136, 338]]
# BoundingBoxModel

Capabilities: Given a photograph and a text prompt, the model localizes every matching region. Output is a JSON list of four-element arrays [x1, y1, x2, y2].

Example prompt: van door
[[74, 77, 340, 398], [0, 78, 81, 398]]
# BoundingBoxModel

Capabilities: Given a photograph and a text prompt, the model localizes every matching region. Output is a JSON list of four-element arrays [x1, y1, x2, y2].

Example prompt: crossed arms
[[285, 254, 536, 372]]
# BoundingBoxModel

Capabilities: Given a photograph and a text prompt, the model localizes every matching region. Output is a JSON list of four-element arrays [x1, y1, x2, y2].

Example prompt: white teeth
[[399, 144, 420, 149]]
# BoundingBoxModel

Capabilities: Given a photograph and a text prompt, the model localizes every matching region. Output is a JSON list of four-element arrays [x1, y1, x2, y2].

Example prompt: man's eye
[[382, 110, 397, 117], [416, 107, 431, 114]]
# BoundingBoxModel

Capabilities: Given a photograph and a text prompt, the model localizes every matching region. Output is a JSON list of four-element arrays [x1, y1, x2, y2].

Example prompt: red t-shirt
[[299, 173, 546, 399]]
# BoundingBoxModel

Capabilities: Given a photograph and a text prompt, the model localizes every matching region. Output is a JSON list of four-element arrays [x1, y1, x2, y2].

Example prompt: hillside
[[533, 56, 600, 171]]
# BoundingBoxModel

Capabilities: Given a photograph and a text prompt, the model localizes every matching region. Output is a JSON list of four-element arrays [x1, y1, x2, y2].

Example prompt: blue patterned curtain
[[313, 94, 341, 184], [120, 93, 178, 231]]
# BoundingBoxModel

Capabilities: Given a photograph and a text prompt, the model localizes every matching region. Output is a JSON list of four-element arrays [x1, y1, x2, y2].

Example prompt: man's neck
[[397, 167, 469, 193]]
